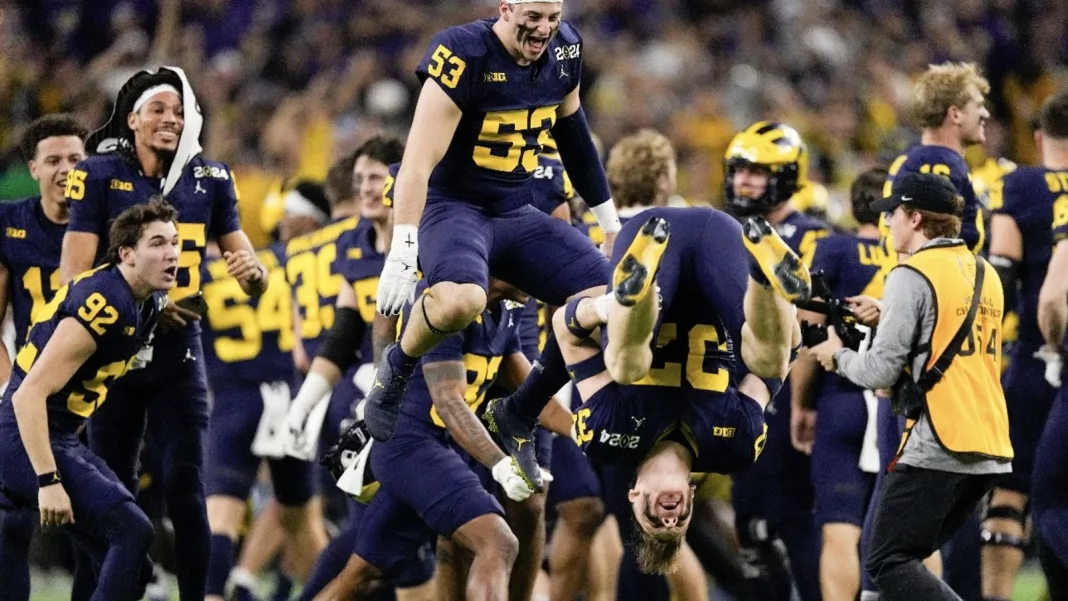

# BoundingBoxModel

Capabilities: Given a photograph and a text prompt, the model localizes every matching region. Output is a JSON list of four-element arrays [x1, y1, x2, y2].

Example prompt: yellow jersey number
[[64, 169, 88, 201], [474, 106, 559, 173], [287, 243, 343, 339], [632, 323, 730, 393], [1053, 194, 1068, 235], [171, 223, 207, 301], [204, 265, 294, 363], [429, 353, 504, 428], [352, 277, 380, 324], [23, 267, 62, 324], [426, 44, 466, 89]]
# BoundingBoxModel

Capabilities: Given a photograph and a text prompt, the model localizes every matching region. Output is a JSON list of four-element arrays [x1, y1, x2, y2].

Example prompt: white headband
[[283, 189, 329, 225], [132, 84, 180, 113]]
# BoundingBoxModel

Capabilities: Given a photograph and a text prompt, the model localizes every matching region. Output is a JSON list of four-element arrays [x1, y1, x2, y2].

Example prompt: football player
[[368, 1, 620, 498], [0, 200, 177, 601], [0, 114, 87, 601], [59, 68, 266, 601], [1027, 89, 1068, 600]]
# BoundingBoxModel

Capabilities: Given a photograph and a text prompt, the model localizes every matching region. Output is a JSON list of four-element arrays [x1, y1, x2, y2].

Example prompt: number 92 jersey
[[417, 18, 583, 211], [2, 265, 164, 434]]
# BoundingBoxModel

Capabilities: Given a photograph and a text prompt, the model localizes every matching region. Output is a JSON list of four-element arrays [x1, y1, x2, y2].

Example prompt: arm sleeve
[[66, 160, 111, 235], [835, 267, 929, 389], [210, 166, 242, 238], [415, 28, 480, 109]]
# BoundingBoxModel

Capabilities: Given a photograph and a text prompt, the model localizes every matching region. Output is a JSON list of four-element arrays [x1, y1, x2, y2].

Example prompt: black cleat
[[363, 343, 412, 441], [613, 217, 671, 307], [484, 397, 544, 493]]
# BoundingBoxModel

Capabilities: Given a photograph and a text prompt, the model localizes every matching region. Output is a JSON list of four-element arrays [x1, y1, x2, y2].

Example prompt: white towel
[[284, 391, 331, 461], [251, 381, 293, 458], [853, 325, 881, 473]]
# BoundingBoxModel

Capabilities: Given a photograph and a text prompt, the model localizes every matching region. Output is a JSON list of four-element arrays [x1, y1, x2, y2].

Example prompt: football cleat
[[363, 343, 412, 441], [484, 398, 544, 493], [742, 217, 812, 303], [613, 217, 671, 307]]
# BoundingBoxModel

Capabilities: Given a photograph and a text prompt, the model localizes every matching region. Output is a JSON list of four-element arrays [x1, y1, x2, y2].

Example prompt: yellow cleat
[[613, 217, 671, 307], [742, 217, 812, 303]]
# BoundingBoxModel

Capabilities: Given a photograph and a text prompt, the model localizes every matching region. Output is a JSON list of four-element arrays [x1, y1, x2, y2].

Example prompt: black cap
[[870, 172, 960, 216]]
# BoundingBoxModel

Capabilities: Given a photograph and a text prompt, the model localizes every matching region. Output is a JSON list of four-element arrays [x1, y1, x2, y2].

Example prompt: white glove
[[376, 224, 420, 316], [284, 372, 333, 460], [1034, 345, 1063, 388], [492, 458, 535, 502]]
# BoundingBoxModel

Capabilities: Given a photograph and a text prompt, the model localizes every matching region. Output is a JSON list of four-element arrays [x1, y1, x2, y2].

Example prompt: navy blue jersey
[[1050, 172, 1068, 350], [201, 245, 296, 386], [66, 154, 242, 303], [3, 265, 164, 434], [284, 216, 360, 357], [885, 144, 983, 252], [528, 138, 574, 215], [0, 196, 66, 348], [993, 166, 1064, 356], [774, 210, 831, 268], [809, 233, 890, 393], [399, 282, 522, 429], [417, 19, 583, 211], [575, 207, 767, 471], [334, 219, 386, 363]]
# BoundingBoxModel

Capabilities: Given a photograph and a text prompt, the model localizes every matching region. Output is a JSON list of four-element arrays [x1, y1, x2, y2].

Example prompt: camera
[[797, 271, 867, 351]]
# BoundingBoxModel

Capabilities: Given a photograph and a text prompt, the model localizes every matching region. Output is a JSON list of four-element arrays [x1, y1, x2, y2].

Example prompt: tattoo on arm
[[424, 360, 505, 468]]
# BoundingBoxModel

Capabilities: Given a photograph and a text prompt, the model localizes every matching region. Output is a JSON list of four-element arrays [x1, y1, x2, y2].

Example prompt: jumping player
[[367, 1, 620, 492]]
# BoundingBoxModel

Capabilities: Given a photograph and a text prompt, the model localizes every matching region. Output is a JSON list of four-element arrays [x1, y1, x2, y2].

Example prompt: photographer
[[810, 172, 1012, 601]]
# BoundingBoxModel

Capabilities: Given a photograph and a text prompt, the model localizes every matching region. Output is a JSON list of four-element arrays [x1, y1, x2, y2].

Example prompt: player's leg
[[664, 542, 708, 601], [812, 391, 876, 601], [1035, 510, 1068, 601], [0, 509, 36, 601], [502, 490, 546, 601], [365, 201, 492, 441], [231, 496, 286, 597], [587, 516, 624, 601], [147, 346, 212, 601], [203, 385, 262, 601], [272, 457, 329, 582], [547, 435, 605, 601]]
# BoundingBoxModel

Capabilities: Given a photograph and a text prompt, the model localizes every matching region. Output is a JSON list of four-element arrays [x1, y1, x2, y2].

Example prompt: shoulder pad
[[434, 22, 491, 60], [556, 21, 582, 45]]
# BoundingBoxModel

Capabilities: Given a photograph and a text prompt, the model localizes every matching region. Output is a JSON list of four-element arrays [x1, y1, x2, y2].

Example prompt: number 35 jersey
[[1, 265, 164, 434], [417, 19, 583, 212], [0, 196, 67, 349]]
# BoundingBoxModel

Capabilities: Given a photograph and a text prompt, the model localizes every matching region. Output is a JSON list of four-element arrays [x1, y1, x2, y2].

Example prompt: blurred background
[[2, 0, 1067, 239]]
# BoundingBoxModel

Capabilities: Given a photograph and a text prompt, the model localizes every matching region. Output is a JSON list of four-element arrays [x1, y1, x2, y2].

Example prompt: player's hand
[[376, 255, 419, 316], [1034, 345, 1063, 388], [492, 457, 535, 502], [790, 407, 817, 455], [845, 296, 882, 327], [811, 327, 843, 371], [224, 250, 265, 285], [285, 403, 313, 457], [601, 230, 617, 259], [161, 302, 201, 329], [38, 483, 74, 527]]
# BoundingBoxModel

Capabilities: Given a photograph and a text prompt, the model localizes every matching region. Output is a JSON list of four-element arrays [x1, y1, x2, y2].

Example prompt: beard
[[150, 145, 178, 165]]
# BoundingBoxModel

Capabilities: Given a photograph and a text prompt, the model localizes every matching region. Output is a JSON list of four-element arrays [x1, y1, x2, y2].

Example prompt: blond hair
[[606, 129, 676, 208], [909, 62, 990, 129]]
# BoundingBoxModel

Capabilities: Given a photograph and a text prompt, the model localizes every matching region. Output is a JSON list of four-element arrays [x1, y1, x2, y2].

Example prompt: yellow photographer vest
[[899, 242, 1013, 460]]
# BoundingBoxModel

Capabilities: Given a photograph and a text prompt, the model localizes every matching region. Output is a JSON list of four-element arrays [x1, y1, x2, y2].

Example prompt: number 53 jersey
[[417, 18, 584, 212]]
